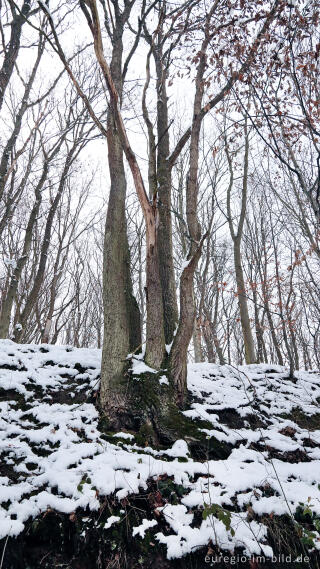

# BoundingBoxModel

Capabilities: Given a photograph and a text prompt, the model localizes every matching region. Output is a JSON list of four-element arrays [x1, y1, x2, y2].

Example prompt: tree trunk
[[168, 5, 217, 403], [0, 1, 32, 111], [272, 225, 295, 377], [266, 305, 284, 365], [226, 119, 256, 364], [169, 238, 206, 406], [253, 289, 265, 363], [154, 43, 178, 345], [100, 36, 141, 425], [0, 157, 51, 338], [234, 240, 256, 364], [211, 322, 226, 365], [202, 321, 216, 363], [0, 34, 44, 203], [144, 215, 166, 368], [193, 317, 203, 363], [14, 144, 81, 342]]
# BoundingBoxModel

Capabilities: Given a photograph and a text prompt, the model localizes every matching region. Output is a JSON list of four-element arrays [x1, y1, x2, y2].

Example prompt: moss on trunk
[[98, 360, 232, 461]]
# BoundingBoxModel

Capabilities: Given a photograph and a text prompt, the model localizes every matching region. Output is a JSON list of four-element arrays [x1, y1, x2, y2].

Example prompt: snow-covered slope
[[1, 340, 320, 561]]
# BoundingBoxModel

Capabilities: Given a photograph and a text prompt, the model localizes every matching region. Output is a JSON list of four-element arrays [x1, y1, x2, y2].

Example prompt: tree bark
[[193, 317, 204, 363], [84, 0, 166, 373], [202, 321, 216, 363], [233, 240, 256, 364], [169, 238, 205, 406], [226, 122, 256, 364], [0, 32, 44, 203], [0, 0, 32, 111], [14, 141, 83, 341], [0, 144, 60, 338], [169, 3, 218, 404], [99, 26, 141, 423], [154, 39, 178, 345]]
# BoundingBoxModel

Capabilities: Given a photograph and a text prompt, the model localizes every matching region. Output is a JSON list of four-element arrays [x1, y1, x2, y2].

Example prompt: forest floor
[[0, 340, 320, 569]]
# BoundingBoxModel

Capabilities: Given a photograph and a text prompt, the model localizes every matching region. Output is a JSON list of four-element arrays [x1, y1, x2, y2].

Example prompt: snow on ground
[[0, 340, 320, 559]]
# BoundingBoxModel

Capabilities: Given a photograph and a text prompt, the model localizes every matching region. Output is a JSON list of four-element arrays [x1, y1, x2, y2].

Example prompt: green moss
[[97, 416, 112, 434], [130, 372, 163, 411], [157, 478, 186, 504], [280, 408, 320, 430], [97, 360, 232, 459], [155, 401, 232, 460], [136, 421, 156, 446]]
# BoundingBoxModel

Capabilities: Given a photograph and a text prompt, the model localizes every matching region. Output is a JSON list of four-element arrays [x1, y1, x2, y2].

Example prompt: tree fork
[[83, 0, 166, 369]]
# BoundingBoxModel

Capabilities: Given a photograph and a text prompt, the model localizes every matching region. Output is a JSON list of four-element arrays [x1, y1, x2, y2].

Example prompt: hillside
[[0, 340, 320, 568]]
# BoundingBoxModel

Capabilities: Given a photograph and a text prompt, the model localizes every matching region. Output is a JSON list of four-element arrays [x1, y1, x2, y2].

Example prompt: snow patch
[[0, 341, 320, 559]]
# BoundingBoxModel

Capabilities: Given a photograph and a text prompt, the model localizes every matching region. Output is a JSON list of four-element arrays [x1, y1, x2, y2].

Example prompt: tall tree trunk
[[169, 4, 218, 404], [226, 120, 256, 364], [43, 0, 143, 424], [41, 253, 62, 344], [0, 33, 44, 203], [253, 290, 264, 363], [0, 1, 32, 111], [154, 40, 178, 344], [100, 33, 141, 424], [233, 239, 256, 364], [261, 237, 284, 365], [272, 224, 295, 377], [0, 152, 55, 337], [86, 3, 166, 373], [265, 304, 284, 365], [14, 142, 83, 341], [169, 240, 205, 406]]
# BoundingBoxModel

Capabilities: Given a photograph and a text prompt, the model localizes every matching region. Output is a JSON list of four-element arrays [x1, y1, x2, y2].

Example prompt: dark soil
[[2, 491, 319, 569]]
